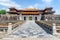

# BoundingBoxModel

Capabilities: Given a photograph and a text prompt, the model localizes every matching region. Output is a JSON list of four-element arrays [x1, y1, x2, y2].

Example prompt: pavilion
[[8, 7, 55, 21]]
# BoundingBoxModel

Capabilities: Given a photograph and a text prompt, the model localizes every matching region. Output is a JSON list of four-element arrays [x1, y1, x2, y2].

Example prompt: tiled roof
[[8, 7, 54, 15], [21, 12, 43, 15], [17, 8, 43, 15]]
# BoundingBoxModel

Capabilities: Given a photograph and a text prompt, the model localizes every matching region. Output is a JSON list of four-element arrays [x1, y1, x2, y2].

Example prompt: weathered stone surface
[[11, 21, 52, 38]]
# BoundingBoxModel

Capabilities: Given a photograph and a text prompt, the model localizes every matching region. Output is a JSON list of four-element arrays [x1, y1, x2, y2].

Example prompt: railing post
[[45, 19, 48, 21], [7, 23, 12, 34], [20, 14, 22, 20], [53, 23, 57, 35]]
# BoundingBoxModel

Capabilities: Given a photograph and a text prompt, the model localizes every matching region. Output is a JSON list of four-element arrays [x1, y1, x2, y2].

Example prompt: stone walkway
[[1, 37, 60, 40], [0, 21, 60, 40], [11, 21, 53, 38]]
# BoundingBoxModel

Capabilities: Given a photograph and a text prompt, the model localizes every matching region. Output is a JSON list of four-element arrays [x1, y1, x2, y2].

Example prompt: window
[[35, 17, 37, 20], [24, 17, 26, 20]]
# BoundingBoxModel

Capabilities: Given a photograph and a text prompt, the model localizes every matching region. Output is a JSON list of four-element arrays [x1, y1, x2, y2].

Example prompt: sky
[[0, 0, 60, 14]]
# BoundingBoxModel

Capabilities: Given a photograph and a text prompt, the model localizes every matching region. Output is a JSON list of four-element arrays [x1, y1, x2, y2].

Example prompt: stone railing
[[45, 15, 60, 21], [0, 15, 19, 22], [1, 38, 60, 40]]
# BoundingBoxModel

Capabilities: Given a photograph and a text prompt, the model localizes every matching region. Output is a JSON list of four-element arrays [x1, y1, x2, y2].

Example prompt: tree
[[0, 10, 6, 14]]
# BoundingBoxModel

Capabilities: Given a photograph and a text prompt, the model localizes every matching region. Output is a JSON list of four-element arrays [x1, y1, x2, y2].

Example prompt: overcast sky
[[0, 0, 60, 14]]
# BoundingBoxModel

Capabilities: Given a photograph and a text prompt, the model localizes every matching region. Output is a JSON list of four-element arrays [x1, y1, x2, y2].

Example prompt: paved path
[[11, 21, 52, 38], [1, 21, 60, 40], [1, 37, 60, 40]]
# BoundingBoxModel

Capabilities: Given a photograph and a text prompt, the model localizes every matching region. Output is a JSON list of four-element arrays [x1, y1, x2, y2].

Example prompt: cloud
[[0, 0, 10, 2], [27, 3, 47, 9], [27, 0, 53, 9], [0, 7, 10, 11], [27, 3, 39, 9], [28, 5, 34, 8], [42, 0, 52, 4], [34, 3, 39, 8], [0, 0, 21, 8], [55, 10, 60, 14]]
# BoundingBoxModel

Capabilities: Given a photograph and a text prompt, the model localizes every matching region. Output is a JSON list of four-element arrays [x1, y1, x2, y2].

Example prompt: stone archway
[[29, 16, 32, 20]]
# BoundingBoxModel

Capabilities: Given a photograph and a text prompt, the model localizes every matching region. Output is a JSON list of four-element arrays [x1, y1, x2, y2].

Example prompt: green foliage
[[29, 16, 32, 20], [0, 10, 6, 14]]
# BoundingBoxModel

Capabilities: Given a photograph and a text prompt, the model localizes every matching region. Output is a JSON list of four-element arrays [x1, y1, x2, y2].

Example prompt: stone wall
[[0, 15, 19, 22], [20, 14, 41, 21]]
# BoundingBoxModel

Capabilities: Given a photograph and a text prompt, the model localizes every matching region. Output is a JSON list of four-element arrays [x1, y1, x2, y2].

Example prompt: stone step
[[1, 38, 60, 40]]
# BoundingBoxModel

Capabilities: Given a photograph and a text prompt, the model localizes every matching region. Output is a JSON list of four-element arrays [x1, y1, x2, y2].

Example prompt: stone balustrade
[[45, 15, 60, 21], [1, 38, 60, 40]]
